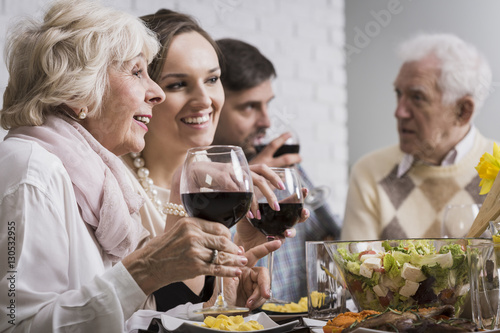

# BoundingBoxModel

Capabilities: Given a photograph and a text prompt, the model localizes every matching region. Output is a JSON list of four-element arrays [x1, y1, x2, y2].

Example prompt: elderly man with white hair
[[342, 33, 497, 241]]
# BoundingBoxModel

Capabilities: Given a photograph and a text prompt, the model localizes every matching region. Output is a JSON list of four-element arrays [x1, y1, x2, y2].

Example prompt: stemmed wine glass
[[250, 167, 304, 304], [180, 145, 254, 315], [253, 121, 331, 211], [441, 203, 482, 238], [253, 122, 300, 158]]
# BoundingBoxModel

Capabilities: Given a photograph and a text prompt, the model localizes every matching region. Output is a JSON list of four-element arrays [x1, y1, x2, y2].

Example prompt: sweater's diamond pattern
[[465, 175, 485, 204], [424, 218, 441, 237], [381, 216, 408, 239], [379, 166, 415, 209], [419, 177, 460, 212]]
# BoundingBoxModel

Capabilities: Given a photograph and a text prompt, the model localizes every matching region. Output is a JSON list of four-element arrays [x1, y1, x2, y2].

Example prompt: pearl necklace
[[130, 152, 187, 217]]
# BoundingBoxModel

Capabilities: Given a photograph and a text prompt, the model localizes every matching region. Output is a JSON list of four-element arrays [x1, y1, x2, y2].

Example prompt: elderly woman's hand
[[205, 240, 282, 310], [122, 217, 248, 296]]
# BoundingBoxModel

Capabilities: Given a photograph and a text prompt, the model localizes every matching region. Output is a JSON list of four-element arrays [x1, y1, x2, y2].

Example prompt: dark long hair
[[140, 9, 222, 83]]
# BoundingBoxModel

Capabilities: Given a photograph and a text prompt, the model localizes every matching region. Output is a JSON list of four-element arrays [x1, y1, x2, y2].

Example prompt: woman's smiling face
[[81, 54, 165, 156], [146, 31, 224, 153]]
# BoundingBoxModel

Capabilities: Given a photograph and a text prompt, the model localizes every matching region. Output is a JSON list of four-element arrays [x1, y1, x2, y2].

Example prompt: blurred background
[[0, 0, 499, 220]]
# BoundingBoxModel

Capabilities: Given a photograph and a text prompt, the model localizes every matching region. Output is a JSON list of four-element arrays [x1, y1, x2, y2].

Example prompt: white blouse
[[0, 138, 206, 332], [0, 138, 148, 332]]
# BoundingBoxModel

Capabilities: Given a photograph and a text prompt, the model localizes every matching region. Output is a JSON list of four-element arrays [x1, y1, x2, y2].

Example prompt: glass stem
[[267, 236, 275, 300], [215, 276, 226, 307]]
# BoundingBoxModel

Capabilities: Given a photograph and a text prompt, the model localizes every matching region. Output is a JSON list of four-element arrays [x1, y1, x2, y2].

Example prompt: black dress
[[153, 276, 215, 312]]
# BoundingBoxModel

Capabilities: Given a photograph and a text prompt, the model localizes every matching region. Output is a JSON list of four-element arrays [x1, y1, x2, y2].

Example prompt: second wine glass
[[250, 167, 304, 304], [441, 203, 482, 238], [180, 145, 253, 315], [253, 123, 300, 158]]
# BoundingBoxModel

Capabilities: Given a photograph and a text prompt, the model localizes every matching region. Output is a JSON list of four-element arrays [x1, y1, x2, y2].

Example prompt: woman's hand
[[205, 240, 282, 310], [247, 163, 282, 217], [123, 217, 248, 296], [247, 164, 310, 220]]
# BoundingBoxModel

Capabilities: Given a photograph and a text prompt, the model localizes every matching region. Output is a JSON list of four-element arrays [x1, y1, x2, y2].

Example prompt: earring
[[78, 108, 87, 120]]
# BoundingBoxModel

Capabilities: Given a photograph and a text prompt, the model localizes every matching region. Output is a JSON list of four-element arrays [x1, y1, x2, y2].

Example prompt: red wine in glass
[[181, 191, 252, 228], [249, 167, 303, 304], [250, 203, 303, 236], [180, 145, 254, 315], [254, 143, 300, 158]]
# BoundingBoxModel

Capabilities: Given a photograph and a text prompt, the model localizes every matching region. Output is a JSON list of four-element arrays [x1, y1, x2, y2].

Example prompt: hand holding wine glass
[[251, 125, 330, 212], [250, 167, 304, 304], [209, 240, 283, 311], [252, 131, 302, 167], [180, 145, 254, 314]]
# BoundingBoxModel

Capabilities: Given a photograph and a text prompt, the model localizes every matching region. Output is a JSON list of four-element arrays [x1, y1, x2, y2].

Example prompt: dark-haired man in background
[[213, 38, 342, 302]]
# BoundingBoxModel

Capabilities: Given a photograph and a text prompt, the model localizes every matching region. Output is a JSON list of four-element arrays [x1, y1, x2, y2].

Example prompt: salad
[[335, 240, 469, 313]]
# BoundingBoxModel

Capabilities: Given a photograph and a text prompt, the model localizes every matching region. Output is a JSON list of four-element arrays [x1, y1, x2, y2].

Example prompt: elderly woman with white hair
[[0, 1, 280, 331], [342, 32, 496, 241]]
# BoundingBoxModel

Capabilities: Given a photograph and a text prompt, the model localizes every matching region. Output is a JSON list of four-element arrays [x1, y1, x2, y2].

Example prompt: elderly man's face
[[393, 56, 467, 165]]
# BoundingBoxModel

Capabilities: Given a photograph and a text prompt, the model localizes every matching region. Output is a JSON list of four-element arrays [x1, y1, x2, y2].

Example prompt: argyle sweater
[[341, 131, 495, 241]]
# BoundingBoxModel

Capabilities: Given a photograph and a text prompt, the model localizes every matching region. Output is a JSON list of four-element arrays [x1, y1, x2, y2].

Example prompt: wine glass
[[250, 167, 304, 304], [253, 120, 300, 158], [304, 185, 331, 210], [180, 145, 254, 315], [252, 121, 330, 211], [441, 203, 482, 238]]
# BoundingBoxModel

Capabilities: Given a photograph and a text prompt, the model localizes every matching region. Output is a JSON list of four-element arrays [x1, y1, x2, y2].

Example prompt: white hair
[[397, 33, 492, 112], [1, 0, 160, 129]]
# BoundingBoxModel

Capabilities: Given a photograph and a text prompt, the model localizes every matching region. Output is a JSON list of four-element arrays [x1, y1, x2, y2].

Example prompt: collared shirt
[[0, 137, 148, 332], [397, 126, 476, 178]]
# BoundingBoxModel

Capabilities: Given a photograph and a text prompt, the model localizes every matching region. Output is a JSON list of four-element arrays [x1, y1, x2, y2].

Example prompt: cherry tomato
[[358, 250, 376, 260]]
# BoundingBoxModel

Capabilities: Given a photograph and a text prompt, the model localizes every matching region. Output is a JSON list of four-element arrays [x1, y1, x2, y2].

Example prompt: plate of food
[[258, 297, 308, 321], [160, 312, 299, 333]]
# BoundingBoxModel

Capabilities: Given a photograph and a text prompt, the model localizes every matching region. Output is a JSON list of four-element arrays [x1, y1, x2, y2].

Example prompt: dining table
[[137, 313, 327, 333]]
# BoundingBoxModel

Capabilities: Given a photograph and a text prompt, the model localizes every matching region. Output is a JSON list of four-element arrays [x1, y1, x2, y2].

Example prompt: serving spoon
[[466, 175, 500, 237]]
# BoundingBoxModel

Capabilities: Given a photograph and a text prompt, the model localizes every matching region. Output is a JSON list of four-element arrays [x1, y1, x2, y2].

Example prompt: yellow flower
[[476, 142, 500, 194]]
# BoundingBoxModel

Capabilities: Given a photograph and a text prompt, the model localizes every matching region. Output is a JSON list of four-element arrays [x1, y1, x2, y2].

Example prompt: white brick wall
[[0, 0, 348, 217]]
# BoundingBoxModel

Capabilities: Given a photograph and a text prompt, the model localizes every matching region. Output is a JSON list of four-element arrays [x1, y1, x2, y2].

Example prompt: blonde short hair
[[1, 0, 160, 130]]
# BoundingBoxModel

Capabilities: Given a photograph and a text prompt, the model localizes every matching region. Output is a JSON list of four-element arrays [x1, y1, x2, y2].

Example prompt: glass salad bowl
[[324, 238, 491, 317]]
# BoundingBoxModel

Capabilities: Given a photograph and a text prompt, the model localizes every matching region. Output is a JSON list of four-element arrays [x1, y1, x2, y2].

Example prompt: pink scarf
[[7, 115, 146, 261]]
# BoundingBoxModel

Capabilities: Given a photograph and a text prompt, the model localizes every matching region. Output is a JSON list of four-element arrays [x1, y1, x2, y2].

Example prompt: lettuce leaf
[[439, 244, 466, 269], [383, 253, 400, 279], [338, 248, 357, 262]]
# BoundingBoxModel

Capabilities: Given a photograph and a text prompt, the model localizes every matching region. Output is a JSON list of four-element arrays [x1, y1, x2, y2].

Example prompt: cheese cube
[[359, 263, 373, 278], [458, 283, 469, 296], [399, 280, 420, 297], [363, 257, 382, 270], [434, 252, 453, 269], [360, 253, 382, 262], [373, 284, 389, 297], [381, 274, 403, 292], [401, 263, 426, 282]]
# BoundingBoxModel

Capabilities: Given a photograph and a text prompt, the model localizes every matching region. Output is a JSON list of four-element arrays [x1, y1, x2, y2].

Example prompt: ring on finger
[[210, 249, 218, 264]]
